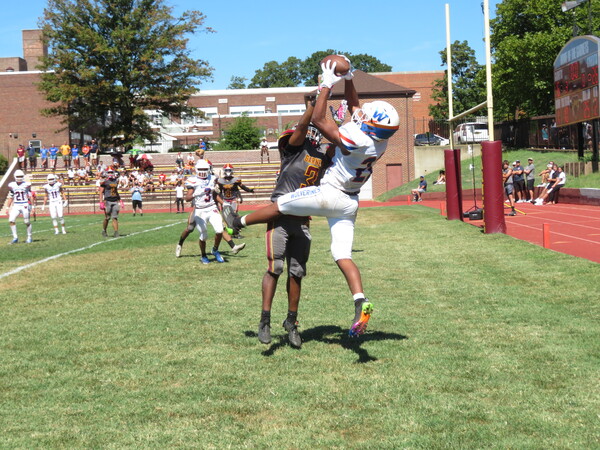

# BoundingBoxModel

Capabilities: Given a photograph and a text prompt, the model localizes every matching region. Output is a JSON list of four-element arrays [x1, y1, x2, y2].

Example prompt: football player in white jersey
[[6, 170, 33, 244], [179, 160, 243, 264], [225, 56, 399, 337], [42, 173, 67, 235]]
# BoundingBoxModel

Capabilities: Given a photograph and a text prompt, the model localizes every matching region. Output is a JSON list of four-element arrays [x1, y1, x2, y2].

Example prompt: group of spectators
[[503, 158, 566, 213], [16, 140, 101, 172]]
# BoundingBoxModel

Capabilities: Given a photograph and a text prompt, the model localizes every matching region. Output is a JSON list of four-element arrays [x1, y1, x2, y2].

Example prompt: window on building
[[229, 106, 266, 116], [277, 104, 307, 114]]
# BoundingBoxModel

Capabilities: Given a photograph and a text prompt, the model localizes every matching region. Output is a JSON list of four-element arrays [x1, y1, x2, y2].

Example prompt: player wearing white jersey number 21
[[224, 55, 400, 338], [6, 170, 33, 244]]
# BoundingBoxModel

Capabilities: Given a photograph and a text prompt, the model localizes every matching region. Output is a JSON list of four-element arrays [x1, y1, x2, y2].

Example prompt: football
[[320, 54, 350, 76]]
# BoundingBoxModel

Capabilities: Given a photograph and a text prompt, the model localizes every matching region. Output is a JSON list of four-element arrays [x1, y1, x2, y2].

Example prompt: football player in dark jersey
[[98, 169, 122, 237], [256, 98, 334, 348]]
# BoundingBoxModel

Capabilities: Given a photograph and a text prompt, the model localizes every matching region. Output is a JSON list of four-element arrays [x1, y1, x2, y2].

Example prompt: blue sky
[[0, 0, 500, 90]]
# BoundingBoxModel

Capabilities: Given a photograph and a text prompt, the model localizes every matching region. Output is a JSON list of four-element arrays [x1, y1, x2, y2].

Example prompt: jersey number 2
[[351, 156, 377, 183]]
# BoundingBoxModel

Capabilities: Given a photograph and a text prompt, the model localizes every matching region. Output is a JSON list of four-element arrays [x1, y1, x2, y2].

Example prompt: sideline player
[[176, 160, 244, 263], [42, 173, 67, 235], [255, 99, 334, 348], [225, 57, 400, 337], [6, 170, 33, 244], [98, 169, 121, 237]]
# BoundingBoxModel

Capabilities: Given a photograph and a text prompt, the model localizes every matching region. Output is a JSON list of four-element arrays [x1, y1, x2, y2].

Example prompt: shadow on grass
[[245, 325, 408, 364]]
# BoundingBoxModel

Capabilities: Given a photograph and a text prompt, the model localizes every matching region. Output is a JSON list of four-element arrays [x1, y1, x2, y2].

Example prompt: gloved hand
[[119, 200, 124, 208], [41, 204, 45, 212], [99, 201, 105, 210], [320, 60, 342, 90], [63, 200, 68, 207], [339, 55, 355, 80], [250, 189, 255, 193]]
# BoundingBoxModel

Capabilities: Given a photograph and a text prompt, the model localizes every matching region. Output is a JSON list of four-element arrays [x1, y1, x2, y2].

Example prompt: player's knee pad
[[24, 220, 31, 226], [198, 229, 208, 241], [187, 222, 195, 232]]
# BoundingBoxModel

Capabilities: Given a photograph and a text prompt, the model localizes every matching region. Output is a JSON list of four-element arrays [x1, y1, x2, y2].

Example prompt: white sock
[[10, 224, 17, 239], [241, 215, 247, 226], [353, 293, 365, 302]]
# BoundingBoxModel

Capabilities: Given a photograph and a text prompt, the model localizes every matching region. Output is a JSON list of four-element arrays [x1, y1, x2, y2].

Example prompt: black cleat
[[282, 319, 302, 349], [258, 321, 271, 344]]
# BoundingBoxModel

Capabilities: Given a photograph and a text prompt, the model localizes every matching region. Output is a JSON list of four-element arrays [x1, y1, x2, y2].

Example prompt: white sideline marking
[[0, 221, 182, 280]]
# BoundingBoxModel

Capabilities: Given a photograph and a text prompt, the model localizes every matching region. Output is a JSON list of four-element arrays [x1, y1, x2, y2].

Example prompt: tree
[[220, 114, 262, 150], [227, 76, 247, 90], [429, 41, 486, 120], [38, 0, 214, 149], [489, 0, 579, 118], [248, 51, 392, 88], [248, 58, 303, 88]]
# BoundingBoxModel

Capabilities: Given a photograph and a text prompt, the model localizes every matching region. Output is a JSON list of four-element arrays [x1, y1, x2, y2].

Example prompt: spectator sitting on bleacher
[[168, 170, 179, 186], [76, 167, 89, 185], [97, 161, 107, 176], [67, 168, 76, 186], [118, 171, 129, 190], [158, 172, 167, 190], [184, 158, 194, 175]]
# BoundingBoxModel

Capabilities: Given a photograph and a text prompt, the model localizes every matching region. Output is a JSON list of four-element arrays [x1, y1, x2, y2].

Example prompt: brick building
[[0, 30, 69, 162], [1, 30, 449, 198]]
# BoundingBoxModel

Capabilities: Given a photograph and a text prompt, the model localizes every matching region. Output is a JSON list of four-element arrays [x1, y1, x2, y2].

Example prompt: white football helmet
[[352, 101, 400, 141], [14, 170, 25, 182], [195, 159, 211, 178], [223, 163, 234, 177], [47, 174, 57, 184]]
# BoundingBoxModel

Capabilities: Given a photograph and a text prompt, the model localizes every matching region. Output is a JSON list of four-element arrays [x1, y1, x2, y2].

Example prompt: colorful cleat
[[10, 238, 18, 244], [349, 298, 373, 337], [25, 237, 32, 244], [175, 244, 182, 258], [201, 256, 210, 264]]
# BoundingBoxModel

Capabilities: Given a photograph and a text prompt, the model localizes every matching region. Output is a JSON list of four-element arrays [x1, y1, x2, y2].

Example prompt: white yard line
[[0, 221, 182, 280]]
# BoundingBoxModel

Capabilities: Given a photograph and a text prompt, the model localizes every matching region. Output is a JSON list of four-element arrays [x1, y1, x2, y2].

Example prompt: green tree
[[38, 0, 213, 149], [227, 76, 247, 90], [248, 58, 303, 88], [489, 0, 600, 118], [249, 51, 392, 88], [429, 40, 485, 119], [220, 114, 262, 150]]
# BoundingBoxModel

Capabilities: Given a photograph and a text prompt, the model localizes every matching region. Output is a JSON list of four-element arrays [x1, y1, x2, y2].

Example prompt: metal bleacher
[[8, 150, 280, 215]]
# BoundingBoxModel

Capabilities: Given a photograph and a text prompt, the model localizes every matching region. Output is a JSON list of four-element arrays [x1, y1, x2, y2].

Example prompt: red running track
[[398, 199, 600, 264]]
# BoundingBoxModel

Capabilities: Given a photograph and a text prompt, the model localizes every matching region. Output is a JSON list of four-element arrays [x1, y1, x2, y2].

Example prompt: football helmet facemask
[[223, 163, 234, 177], [306, 125, 322, 147], [14, 170, 25, 182], [352, 101, 400, 141], [195, 160, 211, 179], [47, 174, 57, 184]]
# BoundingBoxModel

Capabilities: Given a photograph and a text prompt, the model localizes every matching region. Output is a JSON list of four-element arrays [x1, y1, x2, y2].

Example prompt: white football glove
[[339, 55, 355, 80], [41, 204, 45, 212], [320, 61, 342, 89], [63, 200, 68, 207]]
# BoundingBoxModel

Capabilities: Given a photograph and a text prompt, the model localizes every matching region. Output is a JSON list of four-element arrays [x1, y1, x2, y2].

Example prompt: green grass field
[[1, 208, 599, 448]]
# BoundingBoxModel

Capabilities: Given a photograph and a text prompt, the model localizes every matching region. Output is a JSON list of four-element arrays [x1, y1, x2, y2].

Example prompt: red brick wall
[[0, 72, 69, 160]]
